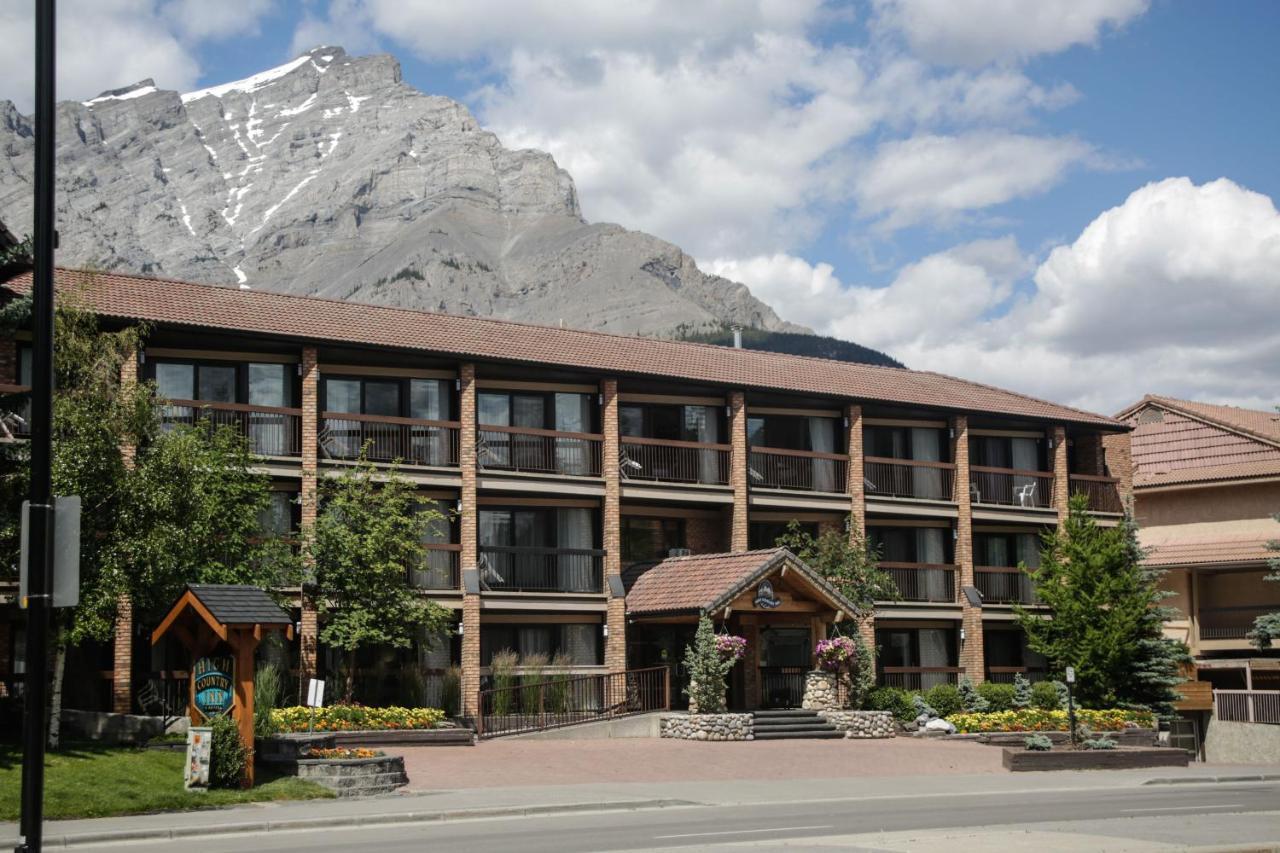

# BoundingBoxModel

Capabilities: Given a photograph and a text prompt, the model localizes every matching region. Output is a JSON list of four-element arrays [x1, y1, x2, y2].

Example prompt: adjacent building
[[0, 268, 1132, 715]]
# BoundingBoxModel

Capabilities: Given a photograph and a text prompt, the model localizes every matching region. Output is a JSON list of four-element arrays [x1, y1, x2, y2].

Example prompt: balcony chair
[[969, 482, 981, 504], [1013, 483, 1037, 507]]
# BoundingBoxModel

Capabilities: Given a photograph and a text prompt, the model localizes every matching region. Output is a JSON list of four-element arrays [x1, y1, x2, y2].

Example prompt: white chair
[[1014, 483, 1036, 507]]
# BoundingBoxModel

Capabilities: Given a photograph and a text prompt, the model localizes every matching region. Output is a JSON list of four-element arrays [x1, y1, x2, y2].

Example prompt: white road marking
[[655, 825, 833, 839]]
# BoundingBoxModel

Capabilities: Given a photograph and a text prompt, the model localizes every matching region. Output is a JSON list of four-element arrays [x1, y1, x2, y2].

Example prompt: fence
[[969, 467, 1054, 508], [475, 666, 670, 737], [620, 437, 730, 485], [477, 425, 602, 477], [881, 562, 956, 603], [161, 399, 302, 457], [1214, 690, 1280, 724], [478, 545, 604, 593], [320, 412, 460, 467], [747, 448, 848, 493], [863, 457, 955, 501], [879, 666, 965, 691]]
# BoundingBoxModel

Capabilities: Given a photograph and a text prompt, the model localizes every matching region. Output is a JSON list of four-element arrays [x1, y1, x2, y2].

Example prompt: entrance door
[[759, 627, 811, 709], [1168, 716, 1202, 761]]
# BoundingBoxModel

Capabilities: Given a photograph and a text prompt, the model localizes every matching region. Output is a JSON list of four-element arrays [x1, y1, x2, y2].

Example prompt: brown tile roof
[[1144, 539, 1275, 568], [1, 268, 1124, 427], [624, 548, 859, 617], [1140, 518, 1280, 568], [1118, 396, 1280, 488]]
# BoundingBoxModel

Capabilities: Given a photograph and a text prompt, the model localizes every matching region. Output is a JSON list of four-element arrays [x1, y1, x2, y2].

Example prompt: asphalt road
[[78, 781, 1280, 852]]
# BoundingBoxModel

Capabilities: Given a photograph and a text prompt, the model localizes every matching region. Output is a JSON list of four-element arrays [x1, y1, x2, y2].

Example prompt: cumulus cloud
[[715, 179, 1280, 413], [873, 0, 1150, 66], [161, 0, 276, 42]]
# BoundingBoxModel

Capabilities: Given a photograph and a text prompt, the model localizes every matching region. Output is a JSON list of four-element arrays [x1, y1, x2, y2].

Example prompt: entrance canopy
[[623, 548, 859, 621]]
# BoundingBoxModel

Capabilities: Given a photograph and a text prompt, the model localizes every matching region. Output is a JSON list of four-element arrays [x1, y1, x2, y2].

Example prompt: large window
[[320, 376, 454, 464], [619, 403, 723, 443], [257, 491, 298, 538], [149, 357, 298, 455], [477, 390, 596, 474], [974, 532, 1041, 568], [480, 623, 602, 666], [869, 526, 952, 564], [970, 435, 1044, 471], [876, 626, 957, 690], [621, 516, 686, 563], [479, 507, 600, 592]]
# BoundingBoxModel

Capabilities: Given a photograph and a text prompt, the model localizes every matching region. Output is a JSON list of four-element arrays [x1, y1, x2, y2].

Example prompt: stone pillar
[[802, 670, 838, 711], [112, 597, 134, 714], [601, 378, 627, 671], [459, 363, 482, 715], [729, 391, 749, 552], [298, 346, 320, 683], [1051, 425, 1069, 523], [953, 415, 984, 684]]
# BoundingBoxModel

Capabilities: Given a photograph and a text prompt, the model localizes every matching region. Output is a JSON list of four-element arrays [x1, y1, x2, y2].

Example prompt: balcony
[[477, 425, 602, 477], [410, 545, 461, 590], [1070, 474, 1123, 513], [969, 467, 1054, 509], [974, 566, 1042, 605], [986, 666, 1050, 684], [748, 447, 848, 494], [478, 545, 605, 594], [1198, 605, 1278, 642], [320, 412, 460, 467], [881, 562, 956, 603], [620, 437, 730, 486], [0, 383, 30, 439], [864, 456, 955, 501], [161, 399, 302, 457], [879, 666, 965, 690]]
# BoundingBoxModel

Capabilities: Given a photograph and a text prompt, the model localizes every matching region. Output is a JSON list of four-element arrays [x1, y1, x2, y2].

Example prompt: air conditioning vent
[[668, 548, 692, 557]]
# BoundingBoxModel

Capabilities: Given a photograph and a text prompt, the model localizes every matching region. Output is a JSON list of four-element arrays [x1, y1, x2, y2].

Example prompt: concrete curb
[[13, 798, 700, 848], [1144, 773, 1280, 785]]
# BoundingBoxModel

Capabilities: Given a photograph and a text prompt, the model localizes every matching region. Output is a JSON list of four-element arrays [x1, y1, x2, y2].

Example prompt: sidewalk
[[4, 760, 1278, 848]]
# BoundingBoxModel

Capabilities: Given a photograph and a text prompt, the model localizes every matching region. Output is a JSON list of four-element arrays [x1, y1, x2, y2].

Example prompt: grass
[[0, 742, 333, 821]]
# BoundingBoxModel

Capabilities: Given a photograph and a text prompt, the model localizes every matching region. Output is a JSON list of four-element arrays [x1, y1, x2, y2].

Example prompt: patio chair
[[1014, 483, 1036, 507], [969, 482, 981, 504]]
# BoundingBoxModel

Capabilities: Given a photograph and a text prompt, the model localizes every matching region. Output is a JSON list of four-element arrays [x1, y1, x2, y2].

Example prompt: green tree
[[307, 458, 451, 702], [1246, 513, 1280, 649], [1015, 495, 1190, 717], [774, 519, 897, 616], [682, 613, 736, 714]]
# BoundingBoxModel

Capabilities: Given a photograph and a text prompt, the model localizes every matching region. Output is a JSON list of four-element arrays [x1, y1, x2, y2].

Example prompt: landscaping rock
[[818, 710, 896, 739], [925, 718, 957, 734], [660, 713, 753, 741]]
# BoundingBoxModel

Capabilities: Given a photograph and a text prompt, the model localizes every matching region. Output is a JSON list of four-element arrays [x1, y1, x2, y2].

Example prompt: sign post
[[306, 678, 325, 733], [1065, 666, 1078, 747]]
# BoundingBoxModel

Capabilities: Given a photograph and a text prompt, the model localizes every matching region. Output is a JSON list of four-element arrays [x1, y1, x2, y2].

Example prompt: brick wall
[[112, 596, 134, 714], [1073, 432, 1105, 476], [1051, 425, 1069, 522], [461, 594, 481, 716], [459, 364, 481, 714], [952, 415, 984, 683], [299, 346, 319, 682], [687, 512, 728, 554], [600, 378, 626, 671], [118, 346, 138, 467], [0, 338, 15, 384], [846, 404, 865, 539], [1102, 431, 1134, 511], [729, 391, 748, 552]]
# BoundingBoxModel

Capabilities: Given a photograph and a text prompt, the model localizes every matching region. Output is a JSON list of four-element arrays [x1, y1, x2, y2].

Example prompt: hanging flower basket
[[815, 636, 857, 672], [715, 634, 748, 662]]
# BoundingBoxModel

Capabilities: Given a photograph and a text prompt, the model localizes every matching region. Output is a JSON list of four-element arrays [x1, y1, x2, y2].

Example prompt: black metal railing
[[975, 567, 1042, 605], [864, 457, 955, 501], [320, 412, 460, 467], [985, 666, 1050, 684], [969, 467, 1054, 508], [881, 562, 956, 603], [477, 425, 602, 477], [409, 545, 462, 590], [478, 545, 605, 593], [476, 666, 670, 738], [161, 399, 302, 457], [878, 666, 964, 691], [620, 437, 731, 486], [1070, 474, 1124, 513], [759, 666, 808, 709], [747, 447, 848, 493]]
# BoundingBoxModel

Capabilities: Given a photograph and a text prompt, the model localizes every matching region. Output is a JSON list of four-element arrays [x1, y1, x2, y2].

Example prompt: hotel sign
[[192, 656, 234, 720], [753, 579, 782, 609]]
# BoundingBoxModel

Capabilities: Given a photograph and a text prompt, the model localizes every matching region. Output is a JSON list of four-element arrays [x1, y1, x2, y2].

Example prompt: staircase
[[751, 709, 843, 740]]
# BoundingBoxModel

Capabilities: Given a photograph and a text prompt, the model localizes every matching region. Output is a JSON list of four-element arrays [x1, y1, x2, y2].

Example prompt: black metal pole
[[16, 1, 57, 851]]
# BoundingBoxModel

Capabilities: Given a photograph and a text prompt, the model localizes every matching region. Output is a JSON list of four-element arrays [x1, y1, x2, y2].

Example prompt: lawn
[[0, 742, 332, 821]]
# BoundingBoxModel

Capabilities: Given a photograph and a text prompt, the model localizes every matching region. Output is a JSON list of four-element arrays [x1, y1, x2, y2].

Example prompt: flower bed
[[948, 708, 1155, 734], [272, 705, 447, 733], [306, 747, 383, 760]]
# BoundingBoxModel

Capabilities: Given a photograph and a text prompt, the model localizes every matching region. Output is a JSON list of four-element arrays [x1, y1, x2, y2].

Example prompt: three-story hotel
[[0, 269, 1131, 716]]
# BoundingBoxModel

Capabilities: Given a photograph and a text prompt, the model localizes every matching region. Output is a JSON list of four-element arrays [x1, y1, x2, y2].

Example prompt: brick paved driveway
[[398, 736, 1003, 790]]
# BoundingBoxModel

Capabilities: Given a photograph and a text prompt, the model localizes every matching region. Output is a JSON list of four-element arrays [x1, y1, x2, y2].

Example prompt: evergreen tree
[[1016, 495, 1190, 717], [1246, 513, 1279, 649], [682, 613, 736, 714], [957, 676, 989, 712], [1012, 672, 1033, 709]]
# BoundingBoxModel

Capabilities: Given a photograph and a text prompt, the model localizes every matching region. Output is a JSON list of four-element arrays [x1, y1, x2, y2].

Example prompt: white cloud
[[873, 0, 1150, 66], [715, 178, 1280, 413], [854, 132, 1093, 230], [162, 0, 275, 42]]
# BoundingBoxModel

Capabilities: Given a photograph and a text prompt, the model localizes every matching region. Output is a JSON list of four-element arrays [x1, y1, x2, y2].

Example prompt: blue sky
[[1, 1, 1277, 412]]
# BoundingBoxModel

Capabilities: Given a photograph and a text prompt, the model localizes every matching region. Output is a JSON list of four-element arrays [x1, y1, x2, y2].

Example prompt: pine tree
[[1013, 673, 1032, 709], [957, 676, 989, 712], [1016, 495, 1190, 718], [682, 613, 736, 714]]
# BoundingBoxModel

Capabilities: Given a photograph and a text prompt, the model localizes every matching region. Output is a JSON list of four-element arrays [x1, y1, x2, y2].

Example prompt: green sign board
[[192, 656, 234, 720]]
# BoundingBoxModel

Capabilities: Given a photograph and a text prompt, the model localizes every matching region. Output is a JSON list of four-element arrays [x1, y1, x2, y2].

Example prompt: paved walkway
[[398, 736, 1004, 789]]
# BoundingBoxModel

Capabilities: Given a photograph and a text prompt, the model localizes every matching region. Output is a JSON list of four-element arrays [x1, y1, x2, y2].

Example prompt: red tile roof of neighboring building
[[623, 548, 858, 617], [1118, 396, 1280, 488], [0, 268, 1125, 428], [1144, 539, 1276, 568], [1140, 518, 1280, 569]]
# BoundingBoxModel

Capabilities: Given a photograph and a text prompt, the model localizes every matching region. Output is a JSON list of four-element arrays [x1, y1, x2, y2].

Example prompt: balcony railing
[[478, 545, 605, 594], [476, 666, 670, 738], [986, 666, 1050, 684], [410, 544, 461, 590], [320, 411, 460, 467], [879, 666, 965, 691], [969, 467, 1054, 509], [620, 437, 730, 486], [1070, 474, 1123, 513], [864, 456, 955, 501], [748, 446, 848, 493], [477, 425, 602, 477], [0, 383, 30, 439], [161, 399, 302, 457], [974, 566, 1042, 605], [880, 562, 956, 603], [1214, 690, 1280, 725], [1198, 605, 1280, 641]]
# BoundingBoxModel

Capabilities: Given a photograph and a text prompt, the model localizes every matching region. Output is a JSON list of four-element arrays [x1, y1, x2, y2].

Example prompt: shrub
[[1013, 673, 1033, 709], [947, 708, 1155, 734], [490, 649, 519, 717], [957, 677, 989, 712], [683, 614, 736, 714], [1082, 735, 1118, 750], [866, 687, 915, 722], [272, 704, 447, 732], [925, 684, 963, 719], [545, 652, 572, 714], [1024, 734, 1053, 751], [911, 694, 937, 720], [253, 663, 284, 739], [1030, 681, 1061, 710], [976, 682, 1015, 712], [1054, 680, 1071, 708], [440, 666, 462, 717], [210, 715, 249, 789], [520, 652, 548, 713]]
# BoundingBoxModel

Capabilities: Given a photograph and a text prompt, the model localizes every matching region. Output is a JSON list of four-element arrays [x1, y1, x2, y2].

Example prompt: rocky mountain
[[0, 47, 803, 337]]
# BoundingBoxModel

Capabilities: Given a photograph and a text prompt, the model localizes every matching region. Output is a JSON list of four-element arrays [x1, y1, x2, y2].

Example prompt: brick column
[[729, 391, 749, 552], [112, 597, 134, 714], [1051, 425, 1069, 523], [601, 378, 627, 671], [298, 346, 319, 683], [953, 415, 984, 684], [846, 403, 866, 537], [1103, 431, 1134, 513], [119, 346, 138, 467], [0, 338, 15, 383], [459, 364, 482, 715], [741, 614, 760, 710]]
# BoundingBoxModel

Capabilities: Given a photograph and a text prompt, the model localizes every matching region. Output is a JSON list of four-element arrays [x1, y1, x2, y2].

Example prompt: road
[[79, 780, 1280, 851]]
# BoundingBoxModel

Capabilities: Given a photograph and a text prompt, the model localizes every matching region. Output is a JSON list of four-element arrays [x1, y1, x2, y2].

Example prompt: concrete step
[[754, 730, 845, 740], [753, 709, 819, 718], [751, 723, 839, 734]]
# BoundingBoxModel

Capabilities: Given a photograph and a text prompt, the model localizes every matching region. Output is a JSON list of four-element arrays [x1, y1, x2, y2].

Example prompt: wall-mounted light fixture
[[959, 627, 966, 643], [139, 350, 147, 364], [602, 624, 609, 638], [455, 378, 461, 391]]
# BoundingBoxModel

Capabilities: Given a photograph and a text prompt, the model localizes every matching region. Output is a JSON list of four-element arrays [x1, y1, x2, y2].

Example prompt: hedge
[[272, 705, 447, 733], [947, 708, 1155, 734]]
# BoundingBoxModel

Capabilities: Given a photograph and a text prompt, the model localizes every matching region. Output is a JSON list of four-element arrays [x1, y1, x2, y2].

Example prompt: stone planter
[[1002, 746, 1188, 772], [968, 728, 1156, 748], [292, 754, 409, 796], [801, 670, 839, 710], [660, 713, 753, 741], [818, 710, 896, 739]]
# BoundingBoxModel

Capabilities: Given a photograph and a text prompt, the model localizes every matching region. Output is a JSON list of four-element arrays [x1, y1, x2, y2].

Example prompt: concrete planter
[[660, 713, 753, 741], [1002, 746, 1188, 772], [291, 754, 409, 796]]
